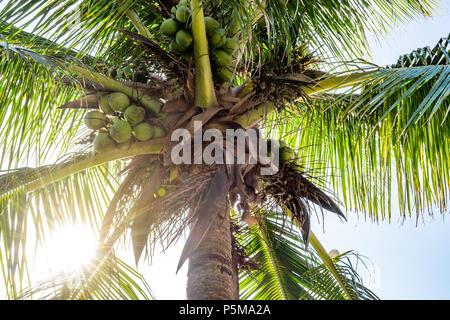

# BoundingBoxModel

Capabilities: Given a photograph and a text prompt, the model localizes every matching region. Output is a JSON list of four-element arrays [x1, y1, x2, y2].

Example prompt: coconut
[[99, 95, 114, 115], [223, 38, 238, 54], [160, 18, 179, 36], [175, 29, 193, 50], [124, 105, 146, 125], [109, 119, 132, 143], [169, 39, 185, 53], [209, 28, 227, 48], [279, 145, 295, 162], [180, 53, 192, 63], [84, 111, 107, 130], [204, 16, 219, 35], [153, 126, 166, 138], [108, 68, 117, 79], [328, 249, 340, 259], [93, 132, 116, 153], [157, 187, 167, 197], [178, 0, 189, 6], [176, 6, 191, 23], [108, 92, 130, 112], [217, 67, 234, 82], [213, 50, 232, 67], [134, 122, 155, 141]]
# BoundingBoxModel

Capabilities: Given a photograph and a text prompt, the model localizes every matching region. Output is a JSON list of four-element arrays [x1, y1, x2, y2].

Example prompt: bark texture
[[186, 208, 235, 300]]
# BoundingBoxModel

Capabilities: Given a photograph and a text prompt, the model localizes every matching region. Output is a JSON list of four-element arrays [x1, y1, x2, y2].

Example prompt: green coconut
[[178, 0, 189, 6], [93, 132, 116, 153], [169, 39, 185, 53], [180, 53, 192, 63], [279, 142, 296, 161], [176, 6, 191, 23], [157, 187, 167, 197], [175, 29, 193, 50], [108, 68, 117, 79], [108, 92, 130, 112], [213, 50, 232, 67], [153, 126, 166, 138], [209, 28, 227, 48], [99, 95, 114, 115], [134, 122, 155, 141], [109, 120, 132, 143], [204, 16, 219, 35], [217, 67, 234, 82], [160, 18, 179, 36], [223, 37, 238, 54], [84, 111, 108, 130], [124, 105, 146, 125]]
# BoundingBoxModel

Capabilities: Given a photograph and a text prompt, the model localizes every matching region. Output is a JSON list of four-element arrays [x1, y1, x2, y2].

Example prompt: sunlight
[[42, 225, 97, 274]]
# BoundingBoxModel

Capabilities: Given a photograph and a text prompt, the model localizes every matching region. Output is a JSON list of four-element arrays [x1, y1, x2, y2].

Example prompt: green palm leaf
[[0, 159, 122, 298], [0, 0, 148, 58], [18, 254, 154, 300], [0, 41, 84, 169], [237, 213, 377, 300], [217, 0, 437, 65], [267, 34, 450, 220]]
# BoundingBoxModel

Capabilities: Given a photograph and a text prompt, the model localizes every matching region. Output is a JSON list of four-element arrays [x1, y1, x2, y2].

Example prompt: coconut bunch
[[84, 92, 166, 154], [258, 143, 346, 244], [159, 0, 238, 83]]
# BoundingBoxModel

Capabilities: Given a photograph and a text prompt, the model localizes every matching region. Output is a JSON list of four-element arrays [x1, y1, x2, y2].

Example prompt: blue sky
[[141, 1, 450, 299]]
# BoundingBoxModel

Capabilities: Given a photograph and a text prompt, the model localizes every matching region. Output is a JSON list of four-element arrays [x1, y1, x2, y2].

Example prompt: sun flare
[[42, 225, 97, 274]]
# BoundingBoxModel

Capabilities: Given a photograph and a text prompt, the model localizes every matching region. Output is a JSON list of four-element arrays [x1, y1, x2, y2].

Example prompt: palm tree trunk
[[186, 207, 236, 300]]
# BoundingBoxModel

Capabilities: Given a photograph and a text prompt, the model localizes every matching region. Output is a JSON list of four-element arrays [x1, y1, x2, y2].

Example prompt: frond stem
[[22, 140, 163, 194], [190, 0, 217, 108], [125, 9, 152, 38], [309, 231, 354, 300], [236, 71, 373, 128]]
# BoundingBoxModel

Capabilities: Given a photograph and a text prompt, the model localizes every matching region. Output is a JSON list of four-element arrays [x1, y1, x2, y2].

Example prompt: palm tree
[[0, 0, 448, 300]]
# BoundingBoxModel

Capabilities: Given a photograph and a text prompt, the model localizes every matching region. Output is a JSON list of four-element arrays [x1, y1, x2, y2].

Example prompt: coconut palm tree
[[0, 0, 448, 300]]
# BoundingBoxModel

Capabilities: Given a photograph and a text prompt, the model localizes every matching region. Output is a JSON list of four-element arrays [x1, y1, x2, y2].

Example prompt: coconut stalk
[[235, 71, 373, 128], [19, 139, 164, 194], [66, 64, 163, 113], [190, 0, 217, 108], [309, 232, 354, 300]]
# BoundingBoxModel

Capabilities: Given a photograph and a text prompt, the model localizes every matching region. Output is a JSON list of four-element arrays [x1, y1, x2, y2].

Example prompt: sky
[[139, 1, 450, 300]]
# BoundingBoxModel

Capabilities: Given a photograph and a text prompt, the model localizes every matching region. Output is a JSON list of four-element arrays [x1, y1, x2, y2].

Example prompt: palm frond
[[217, 0, 437, 66], [237, 213, 377, 300], [0, 158, 122, 298], [18, 254, 153, 300], [0, 0, 155, 59], [265, 34, 450, 220], [0, 37, 87, 169]]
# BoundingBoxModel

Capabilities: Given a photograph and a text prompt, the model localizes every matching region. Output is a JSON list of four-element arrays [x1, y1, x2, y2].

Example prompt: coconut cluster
[[84, 92, 165, 153], [160, 0, 238, 83]]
